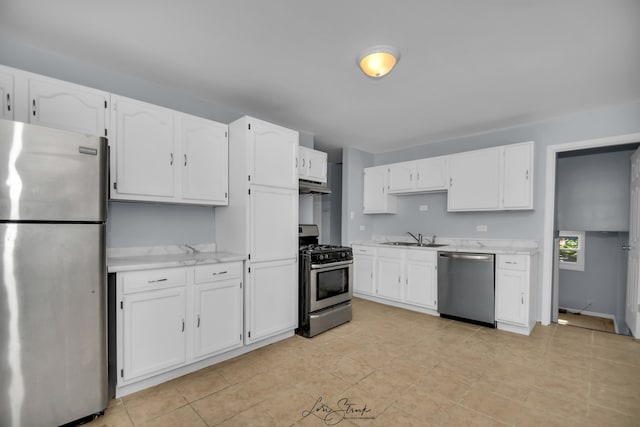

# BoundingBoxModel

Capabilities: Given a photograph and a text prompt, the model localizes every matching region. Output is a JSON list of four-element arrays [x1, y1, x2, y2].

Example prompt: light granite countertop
[[107, 244, 246, 273], [352, 236, 538, 255]]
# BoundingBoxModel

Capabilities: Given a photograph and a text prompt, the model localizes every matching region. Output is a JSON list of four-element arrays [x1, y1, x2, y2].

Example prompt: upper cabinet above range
[[0, 64, 109, 137], [110, 95, 228, 206], [297, 146, 327, 184]]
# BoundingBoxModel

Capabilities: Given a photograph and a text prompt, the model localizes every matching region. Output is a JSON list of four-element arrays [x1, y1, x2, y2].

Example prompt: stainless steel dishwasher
[[437, 252, 496, 327]]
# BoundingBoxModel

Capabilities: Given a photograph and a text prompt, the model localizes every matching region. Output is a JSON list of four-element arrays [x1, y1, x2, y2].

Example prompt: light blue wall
[[0, 36, 314, 248], [341, 147, 375, 245], [557, 150, 633, 231]]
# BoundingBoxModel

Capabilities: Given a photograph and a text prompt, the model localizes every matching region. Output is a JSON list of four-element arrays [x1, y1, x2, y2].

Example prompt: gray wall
[[558, 232, 628, 333], [556, 150, 633, 231], [321, 163, 342, 245], [341, 147, 375, 245], [0, 35, 314, 248]]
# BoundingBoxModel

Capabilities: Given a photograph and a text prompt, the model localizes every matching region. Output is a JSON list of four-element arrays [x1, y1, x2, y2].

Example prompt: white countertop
[[352, 236, 538, 255], [107, 244, 246, 272]]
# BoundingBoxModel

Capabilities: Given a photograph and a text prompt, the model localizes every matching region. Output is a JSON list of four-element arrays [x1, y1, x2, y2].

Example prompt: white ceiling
[[1, 1, 639, 156]]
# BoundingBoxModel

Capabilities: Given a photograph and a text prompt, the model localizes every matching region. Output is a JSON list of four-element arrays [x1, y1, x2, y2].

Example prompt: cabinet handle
[[184, 154, 187, 166], [296, 158, 298, 167], [449, 177, 452, 187], [32, 99, 36, 116], [521, 293, 524, 304], [417, 172, 420, 181], [398, 276, 401, 284], [212, 270, 228, 276], [147, 278, 167, 283], [505, 261, 516, 265], [410, 173, 413, 182], [6, 93, 10, 112], [170, 153, 174, 165], [181, 319, 185, 332], [525, 169, 529, 180], [302, 158, 306, 167], [197, 315, 200, 328]]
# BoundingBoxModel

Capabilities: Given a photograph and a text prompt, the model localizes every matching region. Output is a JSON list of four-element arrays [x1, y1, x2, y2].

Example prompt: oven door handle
[[310, 260, 354, 270]]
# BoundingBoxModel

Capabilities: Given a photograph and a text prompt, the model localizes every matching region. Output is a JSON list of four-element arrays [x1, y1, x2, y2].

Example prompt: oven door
[[309, 260, 353, 312]]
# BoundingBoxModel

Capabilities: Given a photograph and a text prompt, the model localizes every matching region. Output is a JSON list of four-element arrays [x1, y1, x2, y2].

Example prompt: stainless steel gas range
[[297, 224, 353, 337]]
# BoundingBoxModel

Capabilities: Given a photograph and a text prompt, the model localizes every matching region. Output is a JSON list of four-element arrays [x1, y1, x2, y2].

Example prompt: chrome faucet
[[430, 235, 437, 244], [407, 232, 423, 244], [182, 244, 199, 254]]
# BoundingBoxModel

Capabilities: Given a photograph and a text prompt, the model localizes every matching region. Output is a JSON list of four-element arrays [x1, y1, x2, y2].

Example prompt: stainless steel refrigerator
[[0, 119, 109, 427]]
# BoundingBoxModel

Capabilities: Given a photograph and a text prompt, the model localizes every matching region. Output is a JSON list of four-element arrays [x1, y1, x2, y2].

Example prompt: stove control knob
[[341, 252, 345, 258]]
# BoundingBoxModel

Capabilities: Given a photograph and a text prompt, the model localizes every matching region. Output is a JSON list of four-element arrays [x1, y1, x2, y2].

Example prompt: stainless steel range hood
[[299, 179, 331, 195]]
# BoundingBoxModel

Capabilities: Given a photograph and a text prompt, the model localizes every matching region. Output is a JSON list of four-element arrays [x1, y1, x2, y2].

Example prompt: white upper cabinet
[[0, 69, 14, 120], [388, 156, 449, 194], [448, 147, 501, 211], [415, 156, 449, 191], [249, 119, 298, 189], [28, 75, 109, 137], [363, 166, 396, 214], [297, 146, 327, 183], [179, 113, 228, 205], [502, 142, 534, 209], [388, 162, 416, 193], [111, 95, 228, 205], [112, 95, 176, 200]]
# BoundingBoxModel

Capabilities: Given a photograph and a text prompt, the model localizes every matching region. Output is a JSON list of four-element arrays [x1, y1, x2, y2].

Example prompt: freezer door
[[0, 223, 108, 427], [0, 119, 107, 222]]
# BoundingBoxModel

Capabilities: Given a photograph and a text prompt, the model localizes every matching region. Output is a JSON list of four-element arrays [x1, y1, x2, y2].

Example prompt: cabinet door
[[0, 69, 14, 120], [179, 114, 228, 205], [415, 156, 448, 191], [448, 148, 501, 211], [250, 186, 297, 262], [297, 146, 309, 177], [495, 269, 528, 326], [503, 142, 533, 209], [306, 148, 327, 183], [388, 162, 416, 193], [377, 256, 403, 301], [354, 255, 375, 295], [249, 119, 298, 189], [122, 287, 186, 382], [405, 260, 437, 309], [113, 96, 176, 199], [28, 76, 108, 137], [363, 166, 396, 213], [245, 259, 297, 344], [193, 279, 243, 359]]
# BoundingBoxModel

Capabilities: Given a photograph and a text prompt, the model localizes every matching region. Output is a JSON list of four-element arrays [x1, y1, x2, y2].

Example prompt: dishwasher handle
[[438, 252, 493, 261]]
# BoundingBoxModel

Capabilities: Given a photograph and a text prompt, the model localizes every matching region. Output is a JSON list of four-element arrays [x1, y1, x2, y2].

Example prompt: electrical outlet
[[419, 205, 428, 211], [476, 225, 488, 232]]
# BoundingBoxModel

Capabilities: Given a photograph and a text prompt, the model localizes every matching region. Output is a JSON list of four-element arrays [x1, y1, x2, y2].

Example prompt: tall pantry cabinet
[[215, 116, 299, 345]]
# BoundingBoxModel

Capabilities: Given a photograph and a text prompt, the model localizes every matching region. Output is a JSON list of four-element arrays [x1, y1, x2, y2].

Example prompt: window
[[558, 231, 585, 271]]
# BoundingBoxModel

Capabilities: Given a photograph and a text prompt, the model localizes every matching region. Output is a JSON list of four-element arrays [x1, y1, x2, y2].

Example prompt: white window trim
[[559, 230, 585, 271]]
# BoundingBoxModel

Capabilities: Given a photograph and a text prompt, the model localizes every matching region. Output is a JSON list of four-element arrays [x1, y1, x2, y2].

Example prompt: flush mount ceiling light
[[356, 45, 400, 78]]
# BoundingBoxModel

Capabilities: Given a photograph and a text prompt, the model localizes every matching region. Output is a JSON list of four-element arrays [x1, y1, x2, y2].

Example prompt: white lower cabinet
[[245, 259, 298, 344], [122, 287, 187, 382], [353, 245, 376, 296], [117, 261, 243, 386], [353, 245, 438, 313], [495, 254, 537, 335]]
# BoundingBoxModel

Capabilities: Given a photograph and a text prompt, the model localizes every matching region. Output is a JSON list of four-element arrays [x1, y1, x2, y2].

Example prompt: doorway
[[541, 132, 640, 337], [554, 147, 638, 334]]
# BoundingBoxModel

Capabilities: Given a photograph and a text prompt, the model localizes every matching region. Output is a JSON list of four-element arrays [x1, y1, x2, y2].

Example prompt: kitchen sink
[[381, 242, 448, 248]]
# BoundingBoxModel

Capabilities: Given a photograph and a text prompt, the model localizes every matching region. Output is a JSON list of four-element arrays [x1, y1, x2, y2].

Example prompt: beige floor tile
[[532, 370, 590, 400], [123, 386, 187, 425], [591, 344, 640, 367], [592, 330, 640, 351], [85, 399, 133, 427], [523, 387, 589, 423], [589, 381, 640, 417], [469, 376, 532, 404], [137, 405, 206, 427], [432, 401, 507, 426], [393, 386, 454, 422], [172, 368, 231, 402], [190, 383, 257, 426], [217, 403, 279, 427], [325, 355, 375, 385], [587, 403, 638, 427]]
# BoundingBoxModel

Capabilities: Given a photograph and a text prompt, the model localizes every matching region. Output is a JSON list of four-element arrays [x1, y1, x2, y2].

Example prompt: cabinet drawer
[[122, 268, 187, 294], [352, 245, 376, 256], [377, 247, 405, 259], [498, 255, 528, 271], [406, 249, 436, 263], [195, 262, 242, 284]]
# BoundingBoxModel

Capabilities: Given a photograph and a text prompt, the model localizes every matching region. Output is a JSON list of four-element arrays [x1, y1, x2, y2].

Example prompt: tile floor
[[557, 311, 617, 334], [87, 298, 640, 427]]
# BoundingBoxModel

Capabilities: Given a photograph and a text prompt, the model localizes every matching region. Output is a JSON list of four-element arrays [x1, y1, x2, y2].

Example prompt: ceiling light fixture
[[356, 45, 400, 79]]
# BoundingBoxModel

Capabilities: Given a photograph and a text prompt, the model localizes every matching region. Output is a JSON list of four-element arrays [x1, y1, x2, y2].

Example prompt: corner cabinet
[[363, 166, 397, 214], [116, 262, 243, 386], [448, 142, 534, 211], [110, 95, 228, 205], [495, 253, 538, 335], [215, 116, 298, 345]]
